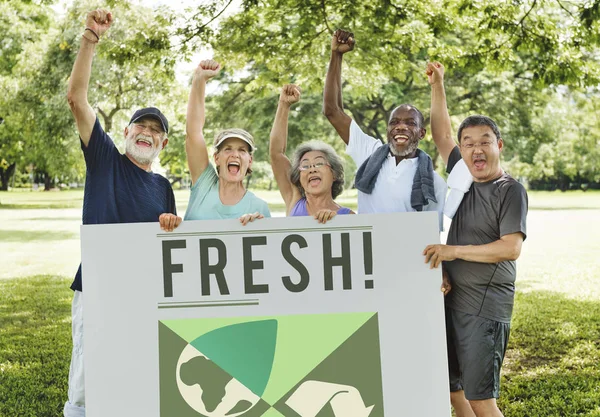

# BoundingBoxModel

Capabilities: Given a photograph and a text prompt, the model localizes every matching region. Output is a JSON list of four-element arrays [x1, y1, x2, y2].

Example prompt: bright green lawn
[[2, 188, 600, 211], [0, 189, 599, 416]]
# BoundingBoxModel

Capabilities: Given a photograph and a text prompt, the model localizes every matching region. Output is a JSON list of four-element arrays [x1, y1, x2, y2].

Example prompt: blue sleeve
[[261, 199, 271, 218], [185, 164, 219, 220], [167, 182, 177, 216], [80, 117, 119, 171]]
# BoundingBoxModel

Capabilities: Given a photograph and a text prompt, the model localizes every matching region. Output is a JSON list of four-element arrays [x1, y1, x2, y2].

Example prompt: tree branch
[[179, 0, 235, 45], [321, 0, 333, 33], [555, 0, 576, 18]]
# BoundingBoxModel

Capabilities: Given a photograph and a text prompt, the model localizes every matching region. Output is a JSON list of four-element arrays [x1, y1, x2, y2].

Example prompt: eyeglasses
[[299, 161, 330, 171], [133, 122, 164, 137], [461, 141, 494, 149]]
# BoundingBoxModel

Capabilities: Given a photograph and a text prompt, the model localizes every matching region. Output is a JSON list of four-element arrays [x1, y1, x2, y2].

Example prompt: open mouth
[[473, 158, 487, 170], [308, 176, 321, 186], [227, 161, 240, 175], [393, 134, 409, 145], [136, 138, 153, 148]]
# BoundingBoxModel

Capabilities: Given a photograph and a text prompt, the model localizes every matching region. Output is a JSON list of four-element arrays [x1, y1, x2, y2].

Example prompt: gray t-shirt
[[445, 146, 528, 323]]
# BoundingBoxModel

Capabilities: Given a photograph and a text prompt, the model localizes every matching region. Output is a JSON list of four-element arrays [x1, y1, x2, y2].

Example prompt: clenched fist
[[426, 62, 445, 86], [279, 84, 301, 106], [85, 9, 113, 39], [194, 59, 221, 83], [331, 29, 355, 54]]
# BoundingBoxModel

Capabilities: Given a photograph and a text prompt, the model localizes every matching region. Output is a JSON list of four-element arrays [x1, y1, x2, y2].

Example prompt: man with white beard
[[64, 9, 176, 417]]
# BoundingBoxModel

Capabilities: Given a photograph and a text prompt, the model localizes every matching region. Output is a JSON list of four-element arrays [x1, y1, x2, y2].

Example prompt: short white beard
[[389, 140, 418, 157], [126, 134, 161, 166]]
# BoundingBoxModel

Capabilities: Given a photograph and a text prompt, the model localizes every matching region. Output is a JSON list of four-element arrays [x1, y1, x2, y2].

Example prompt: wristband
[[84, 27, 100, 41]]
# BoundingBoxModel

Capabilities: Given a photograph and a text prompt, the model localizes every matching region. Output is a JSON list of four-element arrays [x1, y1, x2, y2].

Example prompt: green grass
[[0, 230, 78, 242], [2, 188, 600, 211], [500, 291, 600, 416], [1, 190, 599, 416], [0, 190, 88, 210], [0, 276, 72, 417]]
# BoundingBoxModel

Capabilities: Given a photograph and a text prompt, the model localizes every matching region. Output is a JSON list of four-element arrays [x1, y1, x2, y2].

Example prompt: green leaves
[[174, 0, 600, 186]]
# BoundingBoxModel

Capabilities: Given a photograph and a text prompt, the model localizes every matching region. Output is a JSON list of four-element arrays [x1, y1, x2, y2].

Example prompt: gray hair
[[289, 141, 345, 199]]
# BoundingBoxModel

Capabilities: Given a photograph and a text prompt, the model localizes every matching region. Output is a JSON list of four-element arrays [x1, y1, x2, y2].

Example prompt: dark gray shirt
[[445, 146, 528, 323]]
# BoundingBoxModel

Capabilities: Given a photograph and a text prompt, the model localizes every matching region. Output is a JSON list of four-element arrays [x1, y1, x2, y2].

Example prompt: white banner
[[81, 211, 450, 417]]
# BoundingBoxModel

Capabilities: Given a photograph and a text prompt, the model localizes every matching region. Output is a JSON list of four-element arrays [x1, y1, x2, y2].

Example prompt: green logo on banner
[[159, 313, 383, 416]]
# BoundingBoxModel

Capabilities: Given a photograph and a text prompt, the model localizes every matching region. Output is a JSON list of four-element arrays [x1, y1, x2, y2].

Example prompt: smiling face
[[298, 151, 334, 197], [386, 106, 425, 157], [459, 125, 504, 182], [124, 117, 168, 167], [214, 137, 253, 183]]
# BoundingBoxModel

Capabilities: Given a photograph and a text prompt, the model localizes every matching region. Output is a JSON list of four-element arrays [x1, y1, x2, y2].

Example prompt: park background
[[1, 0, 599, 416]]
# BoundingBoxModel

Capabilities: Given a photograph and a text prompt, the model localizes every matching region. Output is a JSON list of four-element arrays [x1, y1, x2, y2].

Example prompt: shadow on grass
[[0, 276, 72, 417], [499, 290, 600, 417], [0, 230, 78, 242]]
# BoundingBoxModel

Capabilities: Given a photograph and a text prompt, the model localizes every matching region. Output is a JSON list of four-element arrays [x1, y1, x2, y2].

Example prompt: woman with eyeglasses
[[269, 84, 354, 223]]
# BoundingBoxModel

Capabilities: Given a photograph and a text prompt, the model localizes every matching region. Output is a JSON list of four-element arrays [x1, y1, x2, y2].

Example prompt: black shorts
[[446, 308, 510, 400]]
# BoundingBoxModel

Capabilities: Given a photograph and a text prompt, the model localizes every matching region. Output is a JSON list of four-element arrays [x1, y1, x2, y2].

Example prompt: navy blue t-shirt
[[71, 118, 176, 291]]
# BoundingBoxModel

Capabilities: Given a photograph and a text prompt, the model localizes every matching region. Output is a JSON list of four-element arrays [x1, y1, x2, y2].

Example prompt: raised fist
[[331, 29, 355, 54], [194, 59, 221, 82], [279, 84, 301, 106], [85, 9, 113, 38], [426, 62, 445, 86]]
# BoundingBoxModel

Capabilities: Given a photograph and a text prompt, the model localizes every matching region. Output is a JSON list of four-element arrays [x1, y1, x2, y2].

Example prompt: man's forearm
[[430, 83, 451, 142], [323, 52, 344, 116], [430, 82, 454, 162], [67, 37, 96, 107], [453, 239, 521, 263]]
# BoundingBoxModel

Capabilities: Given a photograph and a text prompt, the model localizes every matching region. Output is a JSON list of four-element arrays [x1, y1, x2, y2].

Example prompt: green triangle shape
[[158, 322, 201, 417], [273, 314, 384, 417], [261, 312, 375, 404], [190, 320, 277, 397], [261, 409, 286, 417], [160, 312, 376, 405], [159, 322, 273, 416], [161, 316, 270, 343]]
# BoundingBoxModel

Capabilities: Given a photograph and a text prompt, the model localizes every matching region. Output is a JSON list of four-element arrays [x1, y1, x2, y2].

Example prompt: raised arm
[[323, 29, 355, 144], [427, 62, 456, 165], [269, 84, 302, 210], [66, 9, 113, 147], [186, 60, 220, 185]]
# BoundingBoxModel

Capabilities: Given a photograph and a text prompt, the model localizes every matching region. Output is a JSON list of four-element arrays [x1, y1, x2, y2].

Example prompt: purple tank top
[[289, 198, 352, 216]]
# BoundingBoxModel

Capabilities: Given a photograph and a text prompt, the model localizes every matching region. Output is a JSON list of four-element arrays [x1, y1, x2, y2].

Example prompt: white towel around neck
[[444, 159, 473, 219]]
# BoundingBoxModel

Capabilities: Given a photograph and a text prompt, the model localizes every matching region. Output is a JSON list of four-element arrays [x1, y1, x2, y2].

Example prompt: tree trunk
[[0, 162, 16, 191], [44, 172, 54, 191]]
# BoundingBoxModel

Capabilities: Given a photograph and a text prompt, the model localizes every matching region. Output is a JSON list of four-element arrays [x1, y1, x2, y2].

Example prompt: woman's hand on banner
[[314, 209, 337, 224], [239, 212, 265, 226]]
